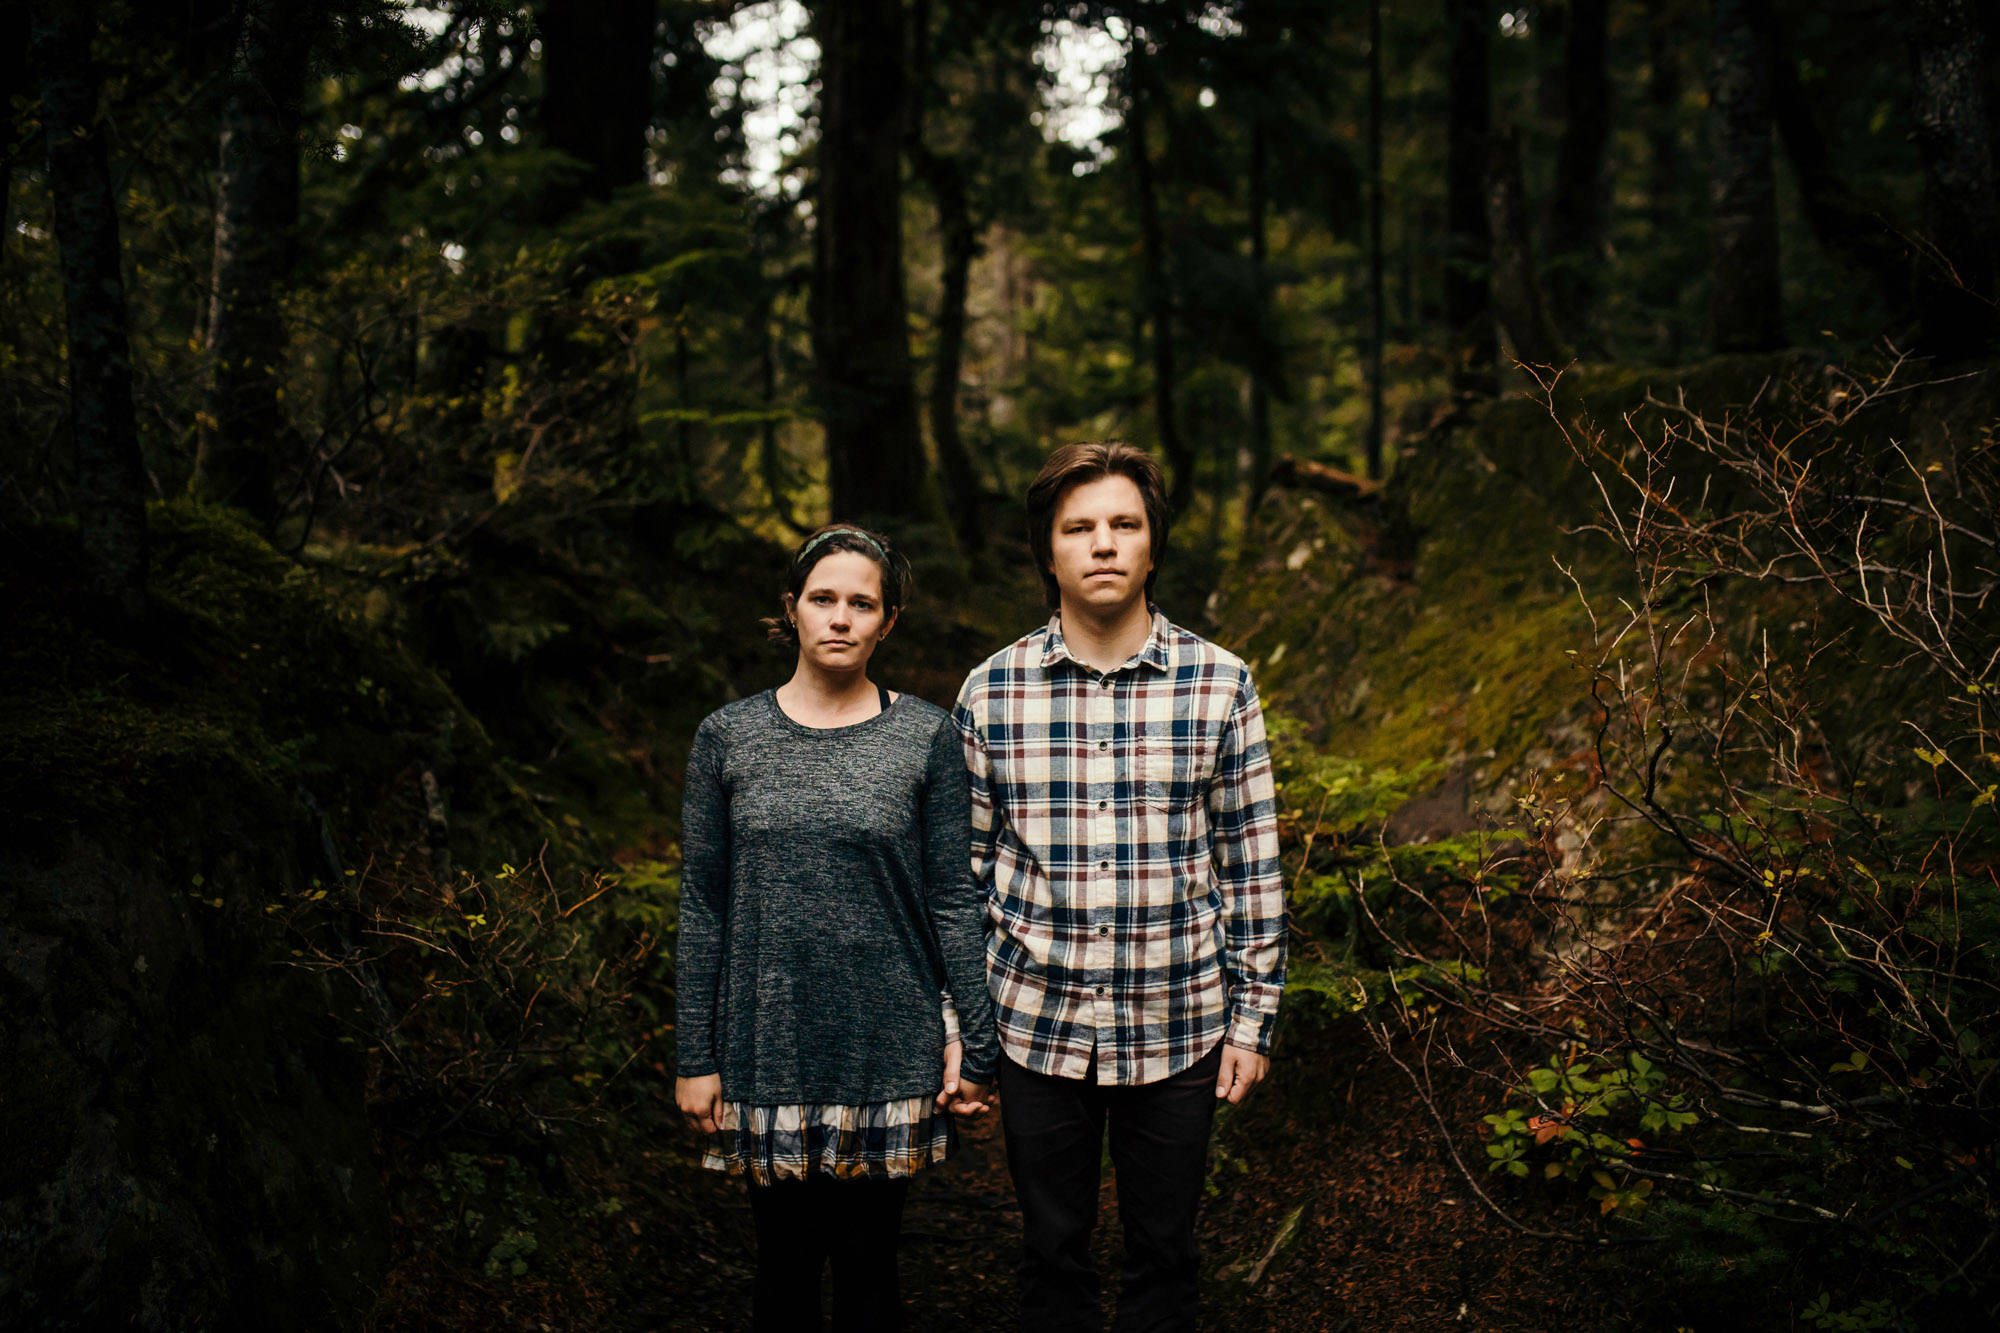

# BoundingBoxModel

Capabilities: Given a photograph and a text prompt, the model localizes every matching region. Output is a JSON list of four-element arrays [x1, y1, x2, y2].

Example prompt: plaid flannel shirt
[[953, 611, 1287, 1086]]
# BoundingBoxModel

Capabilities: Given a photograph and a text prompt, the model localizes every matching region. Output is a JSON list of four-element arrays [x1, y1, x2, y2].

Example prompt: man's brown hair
[[1024, 441, 1172, 610]]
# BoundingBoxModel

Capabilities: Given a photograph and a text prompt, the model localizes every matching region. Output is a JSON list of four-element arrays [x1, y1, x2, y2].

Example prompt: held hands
[[936, 1040, 993, 1118], [676, 1073, 722, 1135], [1215, 1044, 1270, 1105]]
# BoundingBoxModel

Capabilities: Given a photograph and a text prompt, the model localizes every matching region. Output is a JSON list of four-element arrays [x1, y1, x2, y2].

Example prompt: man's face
[[1047, 474, 1154, 616]]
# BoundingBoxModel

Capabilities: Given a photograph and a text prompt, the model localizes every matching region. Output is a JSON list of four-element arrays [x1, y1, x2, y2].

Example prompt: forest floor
[[521, 1021, 1637, 1333]]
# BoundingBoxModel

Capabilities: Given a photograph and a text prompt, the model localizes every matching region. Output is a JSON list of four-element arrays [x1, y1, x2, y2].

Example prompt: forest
[[2, 0, 1997, 1328]]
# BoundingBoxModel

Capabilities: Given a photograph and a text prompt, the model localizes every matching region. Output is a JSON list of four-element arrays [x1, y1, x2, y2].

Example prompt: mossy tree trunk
[[31, 0, 149, 618], [1905, 0, 1997, 358], [1708, 0, 1785, 352], [194, 0, 312, 526], [810, 0, 929, 523], [1445, 0, 1496, 394]]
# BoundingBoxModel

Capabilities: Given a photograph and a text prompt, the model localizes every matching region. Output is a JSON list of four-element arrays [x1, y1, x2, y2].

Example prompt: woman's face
[[788, 550, 896, 673]]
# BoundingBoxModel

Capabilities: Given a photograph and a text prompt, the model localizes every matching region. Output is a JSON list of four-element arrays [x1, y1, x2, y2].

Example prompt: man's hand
[[676, 1073, 722, 1134], [1215, 1045, 1269, 1105], [936, 1040, 993, 1118]]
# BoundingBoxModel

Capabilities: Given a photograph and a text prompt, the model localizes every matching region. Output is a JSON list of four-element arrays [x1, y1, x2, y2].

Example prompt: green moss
[[1214, 353, 1933, 805]]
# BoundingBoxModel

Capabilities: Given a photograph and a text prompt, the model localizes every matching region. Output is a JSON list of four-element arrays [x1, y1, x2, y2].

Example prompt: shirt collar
[[1040, 607, 1172, 675]]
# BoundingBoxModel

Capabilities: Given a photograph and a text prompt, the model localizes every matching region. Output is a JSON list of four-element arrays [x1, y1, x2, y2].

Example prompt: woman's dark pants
[[999, 1042, 1223, 1333], [748, 1174, 913, 1332]]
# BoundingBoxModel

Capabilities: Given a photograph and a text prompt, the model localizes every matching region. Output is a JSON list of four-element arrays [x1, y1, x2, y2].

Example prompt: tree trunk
[[1905, 0, 1997, 357], [924, 157, 984, 550], [193, 0, 310, 524], [538, 0, 654, 214], [1646, 5, 1681, 234], [1546, 0, 1609, 341], [1, 0, 24, 273], [1365, 0, 1385, 481], [1244, 121, 1272, 523], [1708, 0, 1785, 352], [908, 0, 984, 551], [756, 290, 804, 536], [1770, 18, 1911, 320], [31, 0, 148, 616], [1446, 0, 1496, 393], [1486, 126, 1571, 370], [1127, 45, 1194, 513], [810, 0, 928, 522]]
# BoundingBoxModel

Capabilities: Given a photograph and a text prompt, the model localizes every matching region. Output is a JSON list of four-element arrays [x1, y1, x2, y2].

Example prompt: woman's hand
[[936, 1040, 993, 1118], [676, 1073, 722, 1134]]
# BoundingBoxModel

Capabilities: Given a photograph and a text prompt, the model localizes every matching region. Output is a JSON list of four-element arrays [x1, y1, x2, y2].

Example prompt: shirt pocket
[[1138, 734, 1214, 813]]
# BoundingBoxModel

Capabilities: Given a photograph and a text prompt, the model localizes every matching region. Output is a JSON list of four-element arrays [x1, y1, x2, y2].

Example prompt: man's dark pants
[[998, 1041, 1224, 1332]]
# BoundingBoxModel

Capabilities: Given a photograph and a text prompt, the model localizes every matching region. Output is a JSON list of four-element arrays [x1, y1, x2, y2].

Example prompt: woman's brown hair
[[762, 524, 913, 648], [1024, 441, 1172, 609]]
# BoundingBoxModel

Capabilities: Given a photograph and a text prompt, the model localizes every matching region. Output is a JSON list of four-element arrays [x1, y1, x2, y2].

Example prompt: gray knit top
[[674, 689, 1000, 1102]]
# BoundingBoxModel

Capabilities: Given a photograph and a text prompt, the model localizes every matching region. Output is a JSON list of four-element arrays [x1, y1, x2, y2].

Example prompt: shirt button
[[1097, 740, 1107, 750], [1098, 799, 1107, 809], [1101, 677, 1113, 688], [1098, 925, 1109, 936], [1099, 860, 1109, 870], [1095, 986, 1106, 995]]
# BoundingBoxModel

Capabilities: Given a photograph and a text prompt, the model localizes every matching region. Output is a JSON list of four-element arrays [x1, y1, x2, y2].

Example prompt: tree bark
[[1486, 127, 1571, 370], [537, 0, 655, 214], [1365, 0, 1385, 481], [1546, 0, 1609, 341], [810, 0, 928, 522], [1126, 44, 1194, 513], [1905, 0, 1997, 357], [1770, 19, 1911, 320], [31, 0, 148, 615], [1708, 0, 1785, 352], [193, 0, 310, 524], [908, 0, 985, 551], [1446, 0, 1496, 393], [1244, 120, 1272, 523], [1646, 5, 1681, 235], [1, 0, 24, 274]]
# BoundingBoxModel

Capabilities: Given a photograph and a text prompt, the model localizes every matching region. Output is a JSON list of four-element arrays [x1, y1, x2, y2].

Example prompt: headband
[[796, 527, 889, 564]]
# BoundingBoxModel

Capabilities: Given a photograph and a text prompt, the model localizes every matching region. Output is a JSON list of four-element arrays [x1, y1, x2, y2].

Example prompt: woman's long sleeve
[[922, 716, 1000, 1086], [674, 716, 729, 1079]]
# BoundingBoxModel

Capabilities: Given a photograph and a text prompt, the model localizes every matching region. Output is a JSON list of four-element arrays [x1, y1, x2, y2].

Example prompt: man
[[952, 441, 1287, 1331]]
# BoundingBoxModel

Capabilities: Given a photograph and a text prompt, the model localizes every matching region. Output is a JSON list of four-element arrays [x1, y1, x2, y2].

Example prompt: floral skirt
[[703, 1096, 951, 1185]]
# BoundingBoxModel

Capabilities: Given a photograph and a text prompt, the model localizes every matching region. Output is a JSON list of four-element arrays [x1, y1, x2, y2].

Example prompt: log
[[1268, 456, 1383, 501]]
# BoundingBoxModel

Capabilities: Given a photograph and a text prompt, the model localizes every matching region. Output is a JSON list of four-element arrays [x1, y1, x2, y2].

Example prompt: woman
[[674, 524, 999, 1332]]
